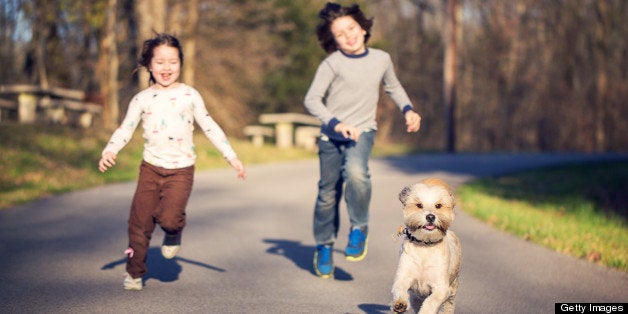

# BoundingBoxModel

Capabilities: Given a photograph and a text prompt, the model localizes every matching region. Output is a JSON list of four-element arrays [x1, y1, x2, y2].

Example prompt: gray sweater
[[304, 48, 413, 141]]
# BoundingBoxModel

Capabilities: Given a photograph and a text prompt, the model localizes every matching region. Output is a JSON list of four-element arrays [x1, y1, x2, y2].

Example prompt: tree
[[135, 0, 166, 89], [97, 0, 119, 128], [443, 0, 458, 152]]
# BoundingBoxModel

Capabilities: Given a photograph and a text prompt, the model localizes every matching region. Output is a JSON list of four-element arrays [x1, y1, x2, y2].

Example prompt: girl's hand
[[98, 152, 117, 173], [334, 122, 361, 141], [405, 110, 421, 133], [228, 157, 246, 180]]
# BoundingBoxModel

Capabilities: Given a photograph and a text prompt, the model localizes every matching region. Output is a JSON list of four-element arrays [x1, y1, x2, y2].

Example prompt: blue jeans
[[313, 130, 375, 245]]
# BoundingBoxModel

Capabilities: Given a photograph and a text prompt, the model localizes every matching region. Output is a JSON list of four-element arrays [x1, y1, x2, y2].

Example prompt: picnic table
[[245, 113, 322, 149], [0, 84, 101, 128]]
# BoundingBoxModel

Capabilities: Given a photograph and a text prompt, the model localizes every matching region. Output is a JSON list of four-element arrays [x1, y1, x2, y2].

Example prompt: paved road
[[1, 153, 626, 313]]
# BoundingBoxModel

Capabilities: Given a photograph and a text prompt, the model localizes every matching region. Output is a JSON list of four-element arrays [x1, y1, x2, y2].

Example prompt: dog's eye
[[416, 203, 423, 209], [435, 203, 442, 209]]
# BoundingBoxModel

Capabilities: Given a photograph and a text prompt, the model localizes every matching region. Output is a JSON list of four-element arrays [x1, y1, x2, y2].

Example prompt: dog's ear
[[399, 186, 412, 206]]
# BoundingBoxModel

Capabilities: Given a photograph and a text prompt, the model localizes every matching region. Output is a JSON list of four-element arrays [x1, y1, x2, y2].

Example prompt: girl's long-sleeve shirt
[[304, 48, 414, 141], [102, 83, 237, 169]]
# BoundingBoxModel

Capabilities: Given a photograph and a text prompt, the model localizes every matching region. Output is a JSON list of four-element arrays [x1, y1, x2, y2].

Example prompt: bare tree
[[135, 0, 166, 89], [167, 0, 199, 86], [444, 0, 458, 152], [98, 0, 119, 128], [183, 0, 199, 86]]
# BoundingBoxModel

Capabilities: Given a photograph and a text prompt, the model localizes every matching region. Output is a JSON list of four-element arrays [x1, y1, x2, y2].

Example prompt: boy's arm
[[405, 110, 421, 133], [382, 55, 421, 133], [304, 61, 337, 125]]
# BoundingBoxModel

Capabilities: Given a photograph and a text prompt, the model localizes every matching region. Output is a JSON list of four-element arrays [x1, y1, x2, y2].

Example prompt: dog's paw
[[392, 299, 408, 313]]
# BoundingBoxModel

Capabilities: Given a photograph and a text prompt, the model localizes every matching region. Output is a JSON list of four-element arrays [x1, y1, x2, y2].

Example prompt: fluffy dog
[[391, 178, 462, 314]]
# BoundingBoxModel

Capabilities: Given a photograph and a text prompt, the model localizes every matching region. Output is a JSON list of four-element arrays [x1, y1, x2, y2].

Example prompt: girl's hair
[[137, 33, 184, 85], [316, 2, 374, 54]]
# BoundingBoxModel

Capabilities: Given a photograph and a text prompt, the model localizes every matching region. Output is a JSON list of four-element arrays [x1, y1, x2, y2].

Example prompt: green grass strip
[[458, 161, 628, 271]]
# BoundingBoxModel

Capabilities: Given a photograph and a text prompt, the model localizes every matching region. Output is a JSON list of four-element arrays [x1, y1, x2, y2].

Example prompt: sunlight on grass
[[458, 161, 628, 272], [1, 123, 322, 208]]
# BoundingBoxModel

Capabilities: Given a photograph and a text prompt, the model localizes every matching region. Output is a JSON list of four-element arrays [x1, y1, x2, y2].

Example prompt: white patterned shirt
[[102, 84, 237, 169]]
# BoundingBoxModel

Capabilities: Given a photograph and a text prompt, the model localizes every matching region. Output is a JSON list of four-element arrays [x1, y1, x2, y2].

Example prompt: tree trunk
[[183, 0, 199, 86], [593, 0, 609, 152], [33, 5, 50, 89], [99, 0, 119, 128], [444, 0, 458, 152], [135, 0, 166, 89]]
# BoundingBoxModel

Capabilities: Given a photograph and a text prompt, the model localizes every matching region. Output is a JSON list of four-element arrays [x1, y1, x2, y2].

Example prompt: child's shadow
[[101, 247, 225, 284], [263, 238, 353, 281]]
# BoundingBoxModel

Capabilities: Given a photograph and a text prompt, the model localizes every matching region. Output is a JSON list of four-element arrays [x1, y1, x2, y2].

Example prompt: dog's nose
[[426, 214, 435, 223]]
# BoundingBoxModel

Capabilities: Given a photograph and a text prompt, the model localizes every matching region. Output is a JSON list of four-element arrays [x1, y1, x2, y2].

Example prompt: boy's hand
[[334, 122, 361, 141], [228, 157, 246, 180], [98, 152, 117, 173], [405, 110, 421, 133]]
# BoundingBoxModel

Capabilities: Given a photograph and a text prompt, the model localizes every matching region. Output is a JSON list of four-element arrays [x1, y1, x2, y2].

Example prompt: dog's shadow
[[101, 247, 225, 284], [358, 303, 391, 314], [263, 238, 353, 281]]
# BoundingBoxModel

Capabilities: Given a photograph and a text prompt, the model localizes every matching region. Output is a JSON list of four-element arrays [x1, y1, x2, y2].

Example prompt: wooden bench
[[48, 99, 102, 128], [258, 113, 322, 148], [295, 126, 321, 151], [0, 98, 17, 122], [0, 84, 102, 128], [243, 125, 275, 147]]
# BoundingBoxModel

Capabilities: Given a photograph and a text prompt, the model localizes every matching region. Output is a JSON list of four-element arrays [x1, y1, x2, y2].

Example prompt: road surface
[[0, 153, 626, 313]]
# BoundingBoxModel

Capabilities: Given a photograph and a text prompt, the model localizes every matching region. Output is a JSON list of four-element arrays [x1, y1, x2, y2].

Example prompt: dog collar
[[401, 227, 444, 245]]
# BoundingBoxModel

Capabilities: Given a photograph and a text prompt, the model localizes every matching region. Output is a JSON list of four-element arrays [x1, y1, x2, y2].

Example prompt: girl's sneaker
[[123, 273, 142, 291], [162, 232, 181, 259], [161, 245, 180, 259]]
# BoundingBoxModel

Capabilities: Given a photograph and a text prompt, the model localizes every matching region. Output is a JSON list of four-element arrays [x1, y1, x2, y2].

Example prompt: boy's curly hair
[[316, 2, 374, 54]]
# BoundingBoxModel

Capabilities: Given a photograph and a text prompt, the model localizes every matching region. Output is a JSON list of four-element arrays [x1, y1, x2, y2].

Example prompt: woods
[[1, 0, 626, 152]]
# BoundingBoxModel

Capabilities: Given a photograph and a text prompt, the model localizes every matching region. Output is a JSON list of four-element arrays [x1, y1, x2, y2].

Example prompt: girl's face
[[330, 16, 367, 55], [149, 45, 181, 89]]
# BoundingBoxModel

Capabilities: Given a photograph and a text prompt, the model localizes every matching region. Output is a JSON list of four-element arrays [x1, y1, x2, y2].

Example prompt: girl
[[98, 33, 246, 290], [304, 3, 421, 278]]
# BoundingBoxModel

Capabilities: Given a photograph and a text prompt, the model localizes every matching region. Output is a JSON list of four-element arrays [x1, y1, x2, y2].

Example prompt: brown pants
[[126, 160, 194, 278]]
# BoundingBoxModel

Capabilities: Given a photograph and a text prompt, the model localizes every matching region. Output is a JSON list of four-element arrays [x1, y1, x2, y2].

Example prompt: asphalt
[[0, 153, 626, 313]]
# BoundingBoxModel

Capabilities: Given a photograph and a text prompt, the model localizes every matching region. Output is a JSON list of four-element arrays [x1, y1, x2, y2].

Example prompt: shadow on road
[[358, 303, 391, 314], [263, 238, 353, 281], [101, 247, 225, 284]]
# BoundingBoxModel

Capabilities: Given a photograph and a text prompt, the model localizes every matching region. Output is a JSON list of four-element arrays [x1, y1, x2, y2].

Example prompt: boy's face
[[330, 16, 367, 55], [149, 45, 181, 89]]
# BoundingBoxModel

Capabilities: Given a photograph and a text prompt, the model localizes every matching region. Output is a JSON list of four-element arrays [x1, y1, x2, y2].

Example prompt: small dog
[[391, 178, 462, 314]]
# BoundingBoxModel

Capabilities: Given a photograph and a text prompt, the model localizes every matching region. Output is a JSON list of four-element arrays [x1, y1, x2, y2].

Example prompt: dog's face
[[399, 178, 456, 243]]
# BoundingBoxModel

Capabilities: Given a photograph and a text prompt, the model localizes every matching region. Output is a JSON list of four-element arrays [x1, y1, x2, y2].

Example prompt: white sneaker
[[123, 273, 142, 291], [161, 245, 180, 259]]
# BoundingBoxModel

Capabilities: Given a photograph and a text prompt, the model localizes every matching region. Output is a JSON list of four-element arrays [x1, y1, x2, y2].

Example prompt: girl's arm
[[192, 90, 245, 179], [98, 96, 143, 172]]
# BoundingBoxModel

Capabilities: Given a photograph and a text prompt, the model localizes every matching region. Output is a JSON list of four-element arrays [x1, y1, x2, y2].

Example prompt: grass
[[457, 161, 628, 271], [0, 122, 318, 208], [0, 122, 416, 209], [2, 122, 626, 271]]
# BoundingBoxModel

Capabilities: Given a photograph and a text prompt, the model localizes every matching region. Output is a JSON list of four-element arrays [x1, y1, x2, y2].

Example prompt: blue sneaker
[[345, 226, 368, 261], [313, 244, 334, 278]]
